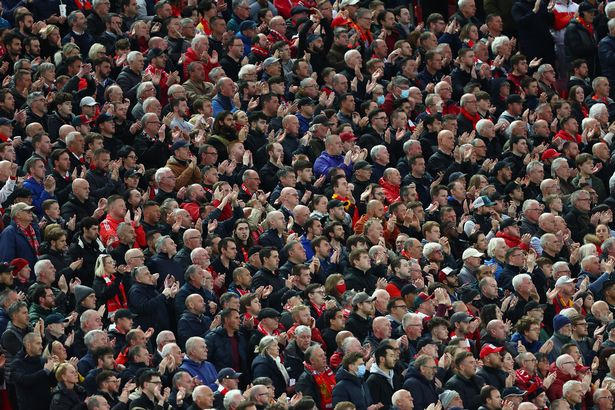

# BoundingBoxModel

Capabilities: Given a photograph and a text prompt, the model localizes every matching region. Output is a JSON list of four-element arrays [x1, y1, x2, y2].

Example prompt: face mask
[[376, 95, 385, 105], [400, 89, 410, 99], [335, 283, 347, 294], [356, 364, 366, 377]]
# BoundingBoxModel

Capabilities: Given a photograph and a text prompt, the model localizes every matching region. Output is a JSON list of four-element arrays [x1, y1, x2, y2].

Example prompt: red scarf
[[310, 301, 324, 318], [578, 16, 594, 36], [250, 45, 270, 58], [460, 107, 480, 130], [17, 223, 39, 255], [303, 362, 336, 409], [257, 321, 281, 336]]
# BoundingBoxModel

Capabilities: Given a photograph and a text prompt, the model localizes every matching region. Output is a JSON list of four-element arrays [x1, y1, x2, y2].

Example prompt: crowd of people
[[1, 0, 615, 409]]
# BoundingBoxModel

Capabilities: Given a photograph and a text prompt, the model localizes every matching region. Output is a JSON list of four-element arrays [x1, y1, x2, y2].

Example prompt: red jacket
[[495, 231, 529, 251], [378, 177, 400, 205], [100, 216, 146, 248]]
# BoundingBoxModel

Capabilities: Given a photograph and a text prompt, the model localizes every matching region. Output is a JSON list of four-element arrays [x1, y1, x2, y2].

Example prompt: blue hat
[[553, 314, 572, 332], [307, 34, 321, 43], [172, 140, 189, 151], [239, 20, 257, 31], [96, 112, 114, 125]]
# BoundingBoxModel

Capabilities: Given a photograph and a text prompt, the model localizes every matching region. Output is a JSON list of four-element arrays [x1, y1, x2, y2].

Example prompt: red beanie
[[9, 258, 29, 276]]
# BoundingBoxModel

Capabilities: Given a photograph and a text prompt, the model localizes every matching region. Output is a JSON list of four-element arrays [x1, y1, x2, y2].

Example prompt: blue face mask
[[357, 364, 366, 378], [400, 89, 410, 99], [376, 95, 385, 105]]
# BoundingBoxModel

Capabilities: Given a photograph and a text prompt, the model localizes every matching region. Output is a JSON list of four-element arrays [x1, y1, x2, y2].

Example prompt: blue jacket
[[599, 35, 615, 87], [212, 93, 238, 117], [23, 177, 54, 216], [180, 357, 217, 390], [313, 151, 353, 178], [332, 368, 373, 410], [147, 253, 185, 286], [0, 221, 42, 269]]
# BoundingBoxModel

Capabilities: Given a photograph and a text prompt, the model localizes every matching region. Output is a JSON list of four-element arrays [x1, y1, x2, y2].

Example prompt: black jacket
[[401, 366, 439, 410], [344, 266, 378, 294], [332, 368, 373, 410], [204, 326, 249, 377], [565, 19, 598, 78], [366, 369, 395, 410], [251, 267, 288, 309], [133, 133, 172, 170], [511, 0, 555, 65], [127, 282, 172, 338], [68, 235, 106, 287], [115, 66, 141, 104], [443, 373, 485, 410], [177, 311, 212, 350], [86, 168, 120, 202], [60, 194, 98, 224], [251, 354, 288, 397], [344, 312, 371, 343], [11, 352, 55, 410], [49, 383, 88, 410]]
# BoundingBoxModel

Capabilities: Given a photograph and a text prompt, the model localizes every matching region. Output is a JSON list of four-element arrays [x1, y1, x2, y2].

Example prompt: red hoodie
[[495, 231, 529, 251], [378, 177, 400, 205]]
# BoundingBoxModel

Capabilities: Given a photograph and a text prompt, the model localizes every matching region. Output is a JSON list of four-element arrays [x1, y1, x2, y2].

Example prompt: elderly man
[[402, 354, 439, 409], [180, 336, 218, 390], [0, 203, 42, 269]]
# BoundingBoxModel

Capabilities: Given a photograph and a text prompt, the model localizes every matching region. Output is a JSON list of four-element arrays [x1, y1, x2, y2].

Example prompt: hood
[[335, 367, 361, 383]]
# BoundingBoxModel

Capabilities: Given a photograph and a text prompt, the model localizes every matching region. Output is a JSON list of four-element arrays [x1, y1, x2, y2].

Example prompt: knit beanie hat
[[74, 285, 95, 306]]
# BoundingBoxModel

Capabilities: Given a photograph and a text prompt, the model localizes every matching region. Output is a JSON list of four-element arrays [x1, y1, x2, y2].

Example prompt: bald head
[[72, 178, 90, 201]]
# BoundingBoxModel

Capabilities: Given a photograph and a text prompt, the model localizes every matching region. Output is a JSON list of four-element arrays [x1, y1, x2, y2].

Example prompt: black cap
[[417, 337, 437, 350], [13, 188, 33, 198], [125, 169, 143, 179], [257, 307, 281, 320], [502, 387, 526, 398], [353, 160, 372, 171], [327, 199, 344, 210], [492, 161, 511, 174], [459, 287, 480, 303], [297, 98, 316, 108], [506, 94, 523, 105], [504, 182, 521, 195], [146, 48, 166, 60], [281, 289, 302, 305], [0, 117, 13, 126], [591, 204, 610, 215], [401, 284, 418, 296], [44, 313, 68, 326], [114, 309, 135, 320], [290, 5, 310, 15], [499, 217, 520, 230], [524, 300, 547, 314], [217, 367, 242, 381], [96, 112, 114, 125], [311, 114, 332, 126]]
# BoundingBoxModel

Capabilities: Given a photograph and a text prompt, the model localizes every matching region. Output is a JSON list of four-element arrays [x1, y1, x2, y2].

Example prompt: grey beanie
[[74, 285, 95, 306], [438, 390, 460, 409]]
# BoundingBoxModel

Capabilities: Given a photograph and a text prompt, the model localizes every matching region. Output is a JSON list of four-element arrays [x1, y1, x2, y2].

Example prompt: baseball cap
[[96, 112, 114, 125], [502, 387, 526, 398], [340, 0, 359, 7], [340, 131, 357, 142], [114, 309, 135, 320], [413, 292, 434, 309], [257, 308, 281, 320], [172, 140, 190, 151], [450, 312, 473, 326], [492, 161, 511, 174], [146, 48, 166, 60], [311, 114, 332, 126], [541, 148, 561, 161], [290, 5, 309, 15], [125, 169, 143, 179], [297, 98, 316, 108], [354, 160, 372, 171], [72, 114, 92, 127], [448, 172, 466, 183], [462, 248, 483, 260], [479, 343, 504, 359], [80, 96, 98, 107], [352, 291, 375, 306], [499, 217, 520, 230], [262, 57, 280, 69], [10, 202, 35, 218], [0, 117, 13, 126], [327, 199, 344, 210], [44, 313, 69, 327], [524, 300, 547, 314], [239, 20, 257, 31], [555, 275, 575, 287], [217, 368, 242, 381], [472, 196, 495, 209]]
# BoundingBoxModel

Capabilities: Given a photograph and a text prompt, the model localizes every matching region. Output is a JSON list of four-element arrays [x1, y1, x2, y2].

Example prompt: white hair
[[606, 4, 615, 19], [487, 237, 506, 258], [511, 273, 531, 291], [126, 51, 142, 64], [295, 325, 312, 337], [343, 49, 360, 64], [142, 96, 160, 112], [402, 312, 422, 330], [589, 103, 607, 119], [423, 242, 443, 258], [33, 259, 52, 278], [191, 34, 208, 48], [223, 390, 243, 410], [238, 64, 257, 80], [185, 336, 205, 356], [161, 342, 179, 357], [562, 380, 583, 397], [155, 167, 173, 183], [475, 119, 492, 135], [370, 144, 387, 160], [83, 329, 105, 348]]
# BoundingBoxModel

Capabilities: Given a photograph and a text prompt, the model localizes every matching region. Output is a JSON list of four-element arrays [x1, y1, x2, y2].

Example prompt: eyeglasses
[[562, 361, 576, 365], [187, 237, 202, 241], [598, 396, 614, 401]]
